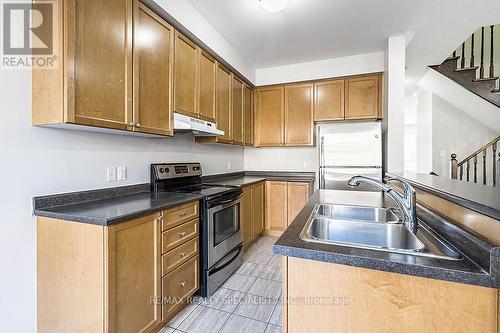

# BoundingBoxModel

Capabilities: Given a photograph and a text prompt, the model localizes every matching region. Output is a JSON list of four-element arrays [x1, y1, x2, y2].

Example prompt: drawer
[[162, 201, 199, 231], [162, 219, 199, 254], [162, 255, 199, 321], [162, 237, 199, 276]]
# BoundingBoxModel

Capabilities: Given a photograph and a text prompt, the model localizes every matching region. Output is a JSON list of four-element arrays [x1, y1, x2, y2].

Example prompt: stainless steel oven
[[207, 191, 243, 267]]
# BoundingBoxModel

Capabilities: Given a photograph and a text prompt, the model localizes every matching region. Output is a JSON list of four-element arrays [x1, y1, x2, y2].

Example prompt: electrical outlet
[[303, 161, 308, 169], [227, 161, 232, 170], [117, 166, 127, 181], [107, 167, 117, 182]]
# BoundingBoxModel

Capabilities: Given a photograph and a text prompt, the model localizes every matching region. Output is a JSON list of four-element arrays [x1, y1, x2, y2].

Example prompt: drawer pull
[[179, 210, 186, 217], [179, 231, 186, 237], [180, 252, 186, 257], [180, 281, 187, 287]]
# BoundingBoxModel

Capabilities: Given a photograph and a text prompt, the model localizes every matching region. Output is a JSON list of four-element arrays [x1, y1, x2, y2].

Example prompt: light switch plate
[[107, 167, 117, 182], [227, 161, 232, 170], [117, 166, 127, 181], [439, 150, 446, 158]]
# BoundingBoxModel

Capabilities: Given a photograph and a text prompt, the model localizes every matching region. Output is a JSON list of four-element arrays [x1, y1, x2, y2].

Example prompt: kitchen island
[[274, 189, 500, 333]]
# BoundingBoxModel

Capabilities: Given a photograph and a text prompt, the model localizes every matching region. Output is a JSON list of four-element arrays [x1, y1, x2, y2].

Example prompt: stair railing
[[451, 135, 500, 186]]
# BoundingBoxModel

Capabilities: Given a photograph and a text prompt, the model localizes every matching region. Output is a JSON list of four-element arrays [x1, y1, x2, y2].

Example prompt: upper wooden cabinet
[[314, 79, 345, 121], [345, 75, 382, 119], [243, 85, 254, 146], [173, 31, 198, 118], [216, 64, 232, 143], [133, 2, 174, 136], [255, 86, 285, 147], [285, 83, 314, 146], [198, 50, 217, 123], [232, 75, 244, 145]]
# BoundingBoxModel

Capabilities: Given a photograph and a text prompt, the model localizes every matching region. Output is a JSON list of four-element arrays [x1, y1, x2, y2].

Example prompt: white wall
[[386, 35, 406, 173], [156, 0, 255, 82], [255, 51, 385, 86], [415, 89, 433, 173]]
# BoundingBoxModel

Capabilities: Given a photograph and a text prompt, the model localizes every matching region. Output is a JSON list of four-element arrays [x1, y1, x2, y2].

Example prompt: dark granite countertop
[[205, 176, 266, 187], [387, 172, 500, 220], [273, 190, 500, 288], [34, 190, 201, 226], [203, 171, 316, 187]]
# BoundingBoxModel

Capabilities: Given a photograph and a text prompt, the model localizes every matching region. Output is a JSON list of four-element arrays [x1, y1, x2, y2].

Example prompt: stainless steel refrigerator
[[318, 122, 382, 191]]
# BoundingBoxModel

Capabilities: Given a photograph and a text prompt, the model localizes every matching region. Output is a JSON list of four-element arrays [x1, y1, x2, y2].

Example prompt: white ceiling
[[188, 0, 500, 86]]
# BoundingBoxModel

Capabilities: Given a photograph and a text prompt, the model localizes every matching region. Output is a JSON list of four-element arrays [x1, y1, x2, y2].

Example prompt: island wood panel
[[216, 64, 232, 143], [37, 217, 105, 333], [242, 186, 253, 249], [198, 50, 217, 123], [285, 257, 499, 333], [255, 86, 285, 146], [287, 182, 310, 225], [68, 0, 133, 130], [265, 181, 288, 231], [105, 213, 161, 333], [253, 182, 265, 238], [344, 75, 381, 120], [284, 83, 314, 146], [173, 31, 198, 118], [232, 75, 244, 145], [314, 79, 345, 121], [243, 85, 254, 146], [133, 2, 174, 136]]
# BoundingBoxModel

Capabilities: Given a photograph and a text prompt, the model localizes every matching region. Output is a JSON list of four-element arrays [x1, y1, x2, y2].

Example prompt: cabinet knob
[[179, 231, 186, 237], [180, 281, 187, 287], [128, 122, 134, 127], [179, 210, 186, 217], [136, 123, 141, 128], [180, 251, 186, 257]]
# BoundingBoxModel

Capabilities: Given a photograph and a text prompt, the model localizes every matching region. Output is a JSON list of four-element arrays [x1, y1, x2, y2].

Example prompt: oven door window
[[213, 203, 240, 246]]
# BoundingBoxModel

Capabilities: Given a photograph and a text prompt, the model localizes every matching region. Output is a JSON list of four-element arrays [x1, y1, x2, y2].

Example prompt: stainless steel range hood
[[173, 112, 224, 137]]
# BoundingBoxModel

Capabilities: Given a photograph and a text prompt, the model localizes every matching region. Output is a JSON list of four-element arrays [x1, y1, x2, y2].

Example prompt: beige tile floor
[[161, 236, 282, 333]]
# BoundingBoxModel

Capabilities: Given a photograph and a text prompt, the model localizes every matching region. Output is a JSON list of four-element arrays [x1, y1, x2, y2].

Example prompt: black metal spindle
[[466, 160, 470, 182], [482, 150, 487, 185], [461, 42, 466, 68], [493, 143, 497, 186], [459, 164, 464, 180], [473, 155, 478, 183], [470, 33, 475, 67], [490, 25, 495, 78], [480, 27, 485, 79], [453, 50, 456, 57]]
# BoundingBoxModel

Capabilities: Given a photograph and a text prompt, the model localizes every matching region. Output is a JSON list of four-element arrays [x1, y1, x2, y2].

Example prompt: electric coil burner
[[150, 163, 243, 297]]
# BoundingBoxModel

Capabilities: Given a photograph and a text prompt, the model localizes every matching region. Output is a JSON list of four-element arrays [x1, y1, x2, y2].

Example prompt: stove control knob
[[165, 168, 169, 173]]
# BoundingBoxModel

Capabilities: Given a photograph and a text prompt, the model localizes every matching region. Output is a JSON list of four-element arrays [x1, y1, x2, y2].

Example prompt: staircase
[[450, 135, 500, 186], [430, 24, 500, 108]]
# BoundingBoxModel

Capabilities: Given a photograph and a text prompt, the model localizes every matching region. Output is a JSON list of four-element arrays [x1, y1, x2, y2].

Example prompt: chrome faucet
[[348, 176, 418, 233]]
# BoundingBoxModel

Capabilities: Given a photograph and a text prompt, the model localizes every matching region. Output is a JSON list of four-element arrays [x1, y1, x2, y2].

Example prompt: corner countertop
[[273, 189, 500, 288], [203, 171, 316, 187], [34, 190, 202, 226], [387, 172, 500, 220]]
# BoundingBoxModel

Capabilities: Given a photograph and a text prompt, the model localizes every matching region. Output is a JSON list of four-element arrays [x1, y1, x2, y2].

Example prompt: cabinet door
[[255, 86, 285, 147], [232, 75, 244, 145], [198, 50, 216, 123], [345, 75, 381, 120], [253, 182, 265, 237], [68, 0, 132, 130], [285, 83, 314, 146], [243, 85, 254, 146], [174, 31, 198, 117], [314, 80, 344, 121], [106, 213, 161, 333], [265, 181, 287, 232], [287, 182, 310, 225], [242, 186, 253, 249], [216, 64, 232, 143], [133, 2, 174, 136]]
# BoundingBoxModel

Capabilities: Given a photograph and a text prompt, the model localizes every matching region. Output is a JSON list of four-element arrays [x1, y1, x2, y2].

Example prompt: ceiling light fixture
[[258, 0, 288, 13]]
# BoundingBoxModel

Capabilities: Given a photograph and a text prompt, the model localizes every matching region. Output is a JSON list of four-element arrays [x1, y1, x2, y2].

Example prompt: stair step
[[455, 66, 479, 72], [492, 89, 500, 93], [473, 77, 499, 82], [445, 56, 460, 61]]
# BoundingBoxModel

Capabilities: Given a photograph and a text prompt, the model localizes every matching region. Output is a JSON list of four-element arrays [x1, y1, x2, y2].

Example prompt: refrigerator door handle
[[320, 135, 325, 189]]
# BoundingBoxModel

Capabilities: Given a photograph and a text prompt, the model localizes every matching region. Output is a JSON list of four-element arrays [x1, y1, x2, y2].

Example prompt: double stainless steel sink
[[300, 204, 462, 260]]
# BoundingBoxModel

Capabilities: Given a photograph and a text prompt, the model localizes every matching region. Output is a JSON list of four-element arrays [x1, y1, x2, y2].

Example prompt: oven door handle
[[209, 193, 243, 208], [208, 245, 242, 276]]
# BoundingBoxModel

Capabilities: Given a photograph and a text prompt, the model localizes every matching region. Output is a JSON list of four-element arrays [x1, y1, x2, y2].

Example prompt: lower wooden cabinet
[[265, 181, 311, 233], [242, 181, 265, 249], [37, 202, 200, 333], [283, 257, 499, 333]]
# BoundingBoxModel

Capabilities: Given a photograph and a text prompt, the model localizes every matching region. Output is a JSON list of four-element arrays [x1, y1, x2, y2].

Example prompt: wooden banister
[[451, 135, 500, 186]]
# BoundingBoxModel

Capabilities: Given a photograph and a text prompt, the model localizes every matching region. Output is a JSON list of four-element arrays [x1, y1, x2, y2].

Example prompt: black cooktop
[[162, 184, 239, 200]]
